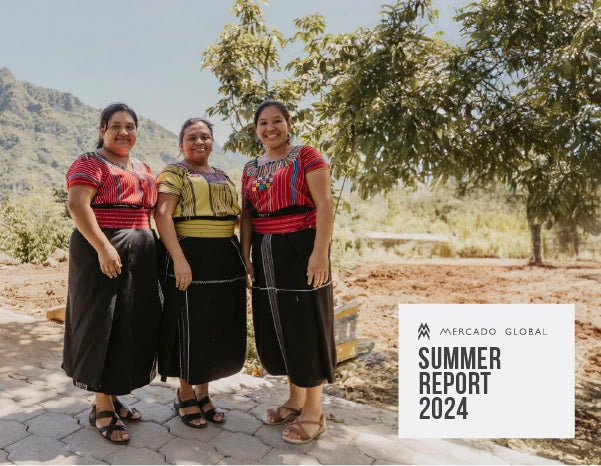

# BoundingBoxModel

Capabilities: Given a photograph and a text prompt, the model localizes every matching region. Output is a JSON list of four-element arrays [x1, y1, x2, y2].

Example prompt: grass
[[330, 181, 599, 268]]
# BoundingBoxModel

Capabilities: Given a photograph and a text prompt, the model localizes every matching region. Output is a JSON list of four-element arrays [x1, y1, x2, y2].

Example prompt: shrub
[[0, 188, 72, 263]]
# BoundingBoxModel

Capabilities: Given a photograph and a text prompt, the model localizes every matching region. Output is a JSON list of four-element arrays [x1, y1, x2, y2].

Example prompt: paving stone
[[9, 384, 59, 406], [164, 416, 221, 443], [321, 421, 360, 444], [261, 450, 321, 465], [353, 433, 412, 464], [30, 372, 82, 397], [220, 410, 263, 435], [309, 438, 374, 465], [211, 431, 270, 462], [245, 385, 289, 406], [129, 400, 176, 424], [124, 421, 174, 449], [217, 455, 261, 465], [26, 412, 82, 440], [160, 438, 222, 464], [10, 367, 58, 384], [0, 420, 29, 448], [57, 455, 108, 464], [0, 375, 32, 393], [40, 396, 92, 415], [212, 394, 257, 411], [0, 398, 44, 422], [132, 385, 174, 404], [62, 427, 125, 461], [253, 426, 314, 454], [114, 394, 139, 408], [5, 434, 72, 464], [104, 447, 168, 465], [75, 407, 93, 425]]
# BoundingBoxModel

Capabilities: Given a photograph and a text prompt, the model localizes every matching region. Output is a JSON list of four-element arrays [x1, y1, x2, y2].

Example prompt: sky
[[0, 0, 469, 145]]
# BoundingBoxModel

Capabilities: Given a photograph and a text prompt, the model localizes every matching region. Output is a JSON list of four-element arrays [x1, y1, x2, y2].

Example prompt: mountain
[[0, 67, 245, 195]]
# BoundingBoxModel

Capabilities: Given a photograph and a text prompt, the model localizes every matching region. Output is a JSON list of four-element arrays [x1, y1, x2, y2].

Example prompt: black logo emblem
[[418, 323, 430, 340]]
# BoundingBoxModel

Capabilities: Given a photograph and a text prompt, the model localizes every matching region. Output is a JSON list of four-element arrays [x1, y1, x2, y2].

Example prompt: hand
[[244, 258, 255, 289], [173, 257, 192, 291], [307, 250, 329, 288], [98, 243, 122, 278]]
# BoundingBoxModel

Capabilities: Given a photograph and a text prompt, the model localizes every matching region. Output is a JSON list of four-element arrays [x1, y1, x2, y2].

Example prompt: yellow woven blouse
[[157, 163, 240, 238]]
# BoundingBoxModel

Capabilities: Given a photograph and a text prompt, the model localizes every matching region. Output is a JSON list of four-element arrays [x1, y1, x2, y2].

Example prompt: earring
[[258, 140, 265, 153], [286, 133, 291, 144]]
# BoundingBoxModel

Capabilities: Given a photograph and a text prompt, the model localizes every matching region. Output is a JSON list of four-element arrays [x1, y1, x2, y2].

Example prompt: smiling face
[[254, 104, 292, 151], [179, 122, 213, 165], [99, 111, 137, 157]]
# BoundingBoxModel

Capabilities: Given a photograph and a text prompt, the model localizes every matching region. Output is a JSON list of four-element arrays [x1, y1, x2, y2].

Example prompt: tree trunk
[[529, 221, 543, 265]]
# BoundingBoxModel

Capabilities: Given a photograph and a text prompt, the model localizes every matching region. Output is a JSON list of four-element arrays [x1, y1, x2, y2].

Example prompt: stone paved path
[[0, 308, 560, 465]]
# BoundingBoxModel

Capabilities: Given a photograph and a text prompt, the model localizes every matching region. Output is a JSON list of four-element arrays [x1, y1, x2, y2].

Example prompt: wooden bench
[[364, 231, 450, 244], [334, 300, 374, 363]]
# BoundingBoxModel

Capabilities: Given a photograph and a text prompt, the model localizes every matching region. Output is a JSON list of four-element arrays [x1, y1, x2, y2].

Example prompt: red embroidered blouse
[[66, 152, 157, 229], [241, 145, 329, 234]]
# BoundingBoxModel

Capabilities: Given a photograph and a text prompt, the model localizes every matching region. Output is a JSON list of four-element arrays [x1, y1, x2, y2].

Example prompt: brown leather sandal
[[263, 405, 302, 425], [282, 414, 326, 444]]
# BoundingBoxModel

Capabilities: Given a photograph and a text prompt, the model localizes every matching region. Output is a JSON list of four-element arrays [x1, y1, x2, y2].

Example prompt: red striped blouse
[[241, 145, 329, 234], [66, 152, 157, 229]]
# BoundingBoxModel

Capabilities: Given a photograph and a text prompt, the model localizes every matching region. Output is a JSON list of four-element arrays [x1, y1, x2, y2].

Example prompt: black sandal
[[174, 389, 207, 428], [113, 397, 141, 422], [198, 396, 225, 424], [89, 405, 129, 445]]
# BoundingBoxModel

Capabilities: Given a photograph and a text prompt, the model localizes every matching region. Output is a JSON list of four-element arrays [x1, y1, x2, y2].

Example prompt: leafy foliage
[[449, 0, 601, 262], [0, 187, 73, 263]]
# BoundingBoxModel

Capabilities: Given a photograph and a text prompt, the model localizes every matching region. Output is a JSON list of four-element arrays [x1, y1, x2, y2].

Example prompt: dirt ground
[[1, 257, 600, 464]]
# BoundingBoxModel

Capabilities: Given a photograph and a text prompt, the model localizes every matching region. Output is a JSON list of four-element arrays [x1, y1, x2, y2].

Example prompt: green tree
[[201, 0, 307, 155], [203, 0, 450, 197], [0, 187, 72, 263], [289, 1, 454, 198], [450, 0, 601, 264]]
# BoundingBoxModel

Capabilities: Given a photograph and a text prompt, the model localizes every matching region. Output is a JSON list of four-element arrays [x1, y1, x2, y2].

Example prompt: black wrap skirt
[[158, 236, 247, 384], [62, 228, 162, 395], [252, 228, 336, 388]]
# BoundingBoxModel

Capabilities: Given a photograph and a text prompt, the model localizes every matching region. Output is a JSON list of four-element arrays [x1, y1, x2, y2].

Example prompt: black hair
[[253, 99, 291, 127], [96, 102, 138, 149], [178, 118, 214, 144]]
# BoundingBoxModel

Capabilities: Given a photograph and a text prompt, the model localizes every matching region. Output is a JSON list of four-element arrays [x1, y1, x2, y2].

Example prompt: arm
[[67, 185, 121, 278], [239, 208, 255, 285], [305, 168, 334, 287], [154, 193, 192, 291]]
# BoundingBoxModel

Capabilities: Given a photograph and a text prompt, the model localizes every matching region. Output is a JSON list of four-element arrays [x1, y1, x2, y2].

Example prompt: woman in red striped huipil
[[62, 103, 162, 445], [240, 100, 336, 444]]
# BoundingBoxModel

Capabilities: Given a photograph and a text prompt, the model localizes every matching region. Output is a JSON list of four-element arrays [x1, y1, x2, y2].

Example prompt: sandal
[[174, 389, 207, 428], [89, 405, 129, 445], [113, 397, 141, 422], [198, 396, 225, 424], [263, 405, 302, 425], [282, 414, 326, 444]]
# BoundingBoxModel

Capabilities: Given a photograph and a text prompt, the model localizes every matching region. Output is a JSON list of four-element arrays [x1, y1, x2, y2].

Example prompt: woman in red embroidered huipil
[[241, 100, 336, 444], [62, 103, 162, 445]]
